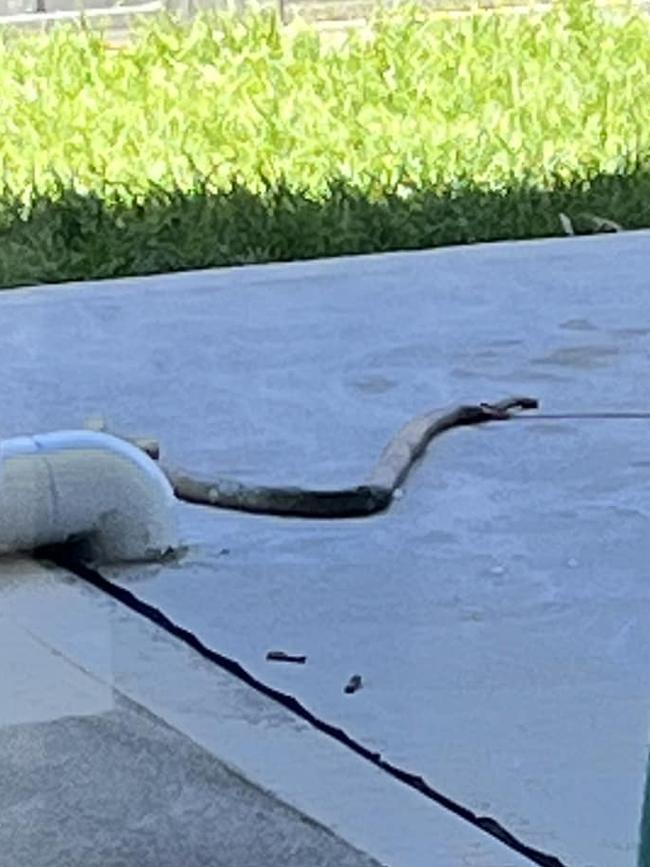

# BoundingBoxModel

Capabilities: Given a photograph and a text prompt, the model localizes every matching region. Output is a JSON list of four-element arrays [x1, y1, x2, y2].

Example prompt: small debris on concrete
[[83, 416, 160, 459], [83, 415, 107, 432], [344, 674, 363, 694], [132, 437, 160, 460], [582, 212, 624, 233], [159, 545, 189, 565], [266, 650, 307, 664], [559, 212, 575, 235]]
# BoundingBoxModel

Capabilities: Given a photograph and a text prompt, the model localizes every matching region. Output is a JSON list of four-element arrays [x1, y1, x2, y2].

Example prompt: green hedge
[[0, 0, 649, 288]]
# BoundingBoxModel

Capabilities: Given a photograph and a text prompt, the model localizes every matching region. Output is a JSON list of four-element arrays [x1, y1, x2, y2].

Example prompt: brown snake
[[108, 395, 538, 518]]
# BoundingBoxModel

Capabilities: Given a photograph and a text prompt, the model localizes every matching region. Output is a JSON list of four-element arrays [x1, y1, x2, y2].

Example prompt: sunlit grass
[[0, 0, 648, 288]]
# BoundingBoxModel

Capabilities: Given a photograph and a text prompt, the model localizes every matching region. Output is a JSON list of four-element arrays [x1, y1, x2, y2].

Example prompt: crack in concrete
[[35, 544, 572, 867]]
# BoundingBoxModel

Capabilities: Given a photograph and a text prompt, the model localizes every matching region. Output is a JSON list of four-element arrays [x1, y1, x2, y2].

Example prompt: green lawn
[[0, 0, 648, 288]]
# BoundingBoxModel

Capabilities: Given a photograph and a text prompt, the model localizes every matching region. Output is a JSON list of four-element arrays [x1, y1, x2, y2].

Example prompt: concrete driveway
[[2, 230, 650, 866]]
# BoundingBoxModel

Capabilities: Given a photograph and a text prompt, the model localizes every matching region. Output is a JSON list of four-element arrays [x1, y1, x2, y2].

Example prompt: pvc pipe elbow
[[0, 430, 179, 564]]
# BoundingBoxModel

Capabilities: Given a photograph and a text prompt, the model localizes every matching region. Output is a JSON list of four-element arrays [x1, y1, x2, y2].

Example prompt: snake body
[[146, 396, 537, 519]]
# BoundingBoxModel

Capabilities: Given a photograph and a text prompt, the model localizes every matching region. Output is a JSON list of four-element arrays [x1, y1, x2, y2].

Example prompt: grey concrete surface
[[4, 231, 650, 866], [0, 690, 382, 867], [0, 576, 383, 867], [1, 556, 531, 867]]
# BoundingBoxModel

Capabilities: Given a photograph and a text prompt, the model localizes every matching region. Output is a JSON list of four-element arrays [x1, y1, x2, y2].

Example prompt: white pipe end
[[0, 430, 179, 564]]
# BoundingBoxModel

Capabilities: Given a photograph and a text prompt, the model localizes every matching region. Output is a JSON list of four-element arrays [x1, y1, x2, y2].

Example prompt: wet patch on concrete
[[530, 344, 621, 369], [513, 368, 571, 382], [485, 338, 525, 348], [629, 459, 650, 470], [518, 422, 577, 435], [558, 318, 600, 332], [348, 375, 398, 395], [610, 327, 650, 339]]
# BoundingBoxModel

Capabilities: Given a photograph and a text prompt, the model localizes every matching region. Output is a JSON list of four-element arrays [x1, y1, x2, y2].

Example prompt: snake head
[[480, 397, 539, 419]]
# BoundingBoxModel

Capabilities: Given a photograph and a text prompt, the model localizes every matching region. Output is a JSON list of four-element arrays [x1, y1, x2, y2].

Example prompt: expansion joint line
[[35, 544, 571, 867]]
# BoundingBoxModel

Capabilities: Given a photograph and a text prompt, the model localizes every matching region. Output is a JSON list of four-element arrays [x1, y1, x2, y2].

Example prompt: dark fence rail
[[0, 0, 644, 37], [0, 0, 560, 24]]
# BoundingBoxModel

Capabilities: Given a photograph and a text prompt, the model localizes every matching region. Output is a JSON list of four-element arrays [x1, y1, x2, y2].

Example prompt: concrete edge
[[0, 554, 533, 867]]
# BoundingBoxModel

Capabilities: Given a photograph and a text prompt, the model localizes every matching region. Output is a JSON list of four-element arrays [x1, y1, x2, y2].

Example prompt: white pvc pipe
[[0, 430, 179, 564]]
